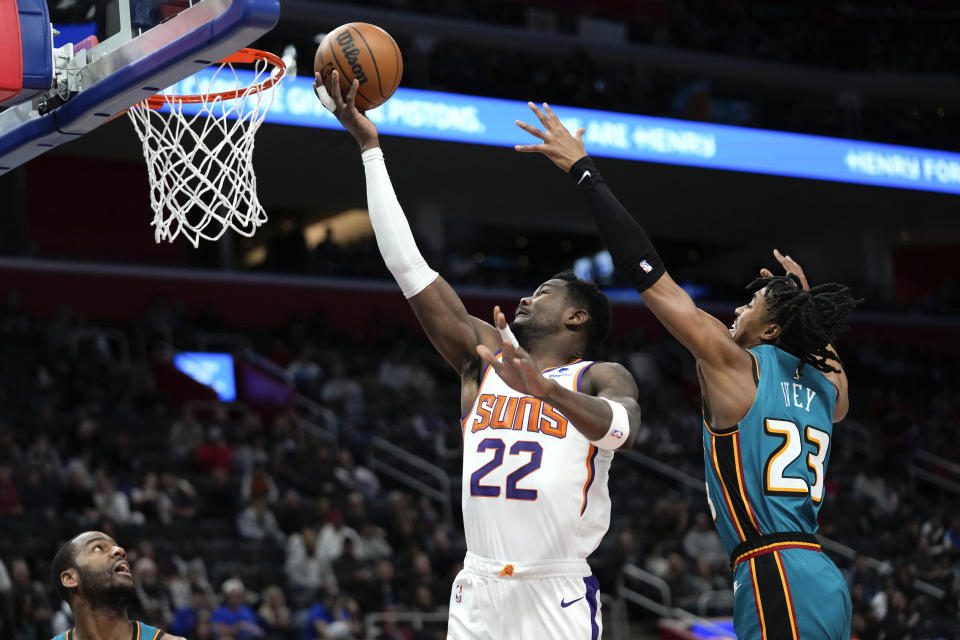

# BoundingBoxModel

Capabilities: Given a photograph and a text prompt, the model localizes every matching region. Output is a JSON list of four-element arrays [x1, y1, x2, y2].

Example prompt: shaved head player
[[50, 531, 183, 640], [518, 102, 861, 640], [317, 72, 641, 639]]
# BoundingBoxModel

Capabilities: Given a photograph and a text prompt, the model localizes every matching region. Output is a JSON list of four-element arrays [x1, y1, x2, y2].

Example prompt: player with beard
[[317, 72, 642, 639], [49, 531, 184, 640]]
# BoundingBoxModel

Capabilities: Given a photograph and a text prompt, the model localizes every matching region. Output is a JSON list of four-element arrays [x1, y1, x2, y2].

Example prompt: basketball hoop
[[127, 48, 285, 247]]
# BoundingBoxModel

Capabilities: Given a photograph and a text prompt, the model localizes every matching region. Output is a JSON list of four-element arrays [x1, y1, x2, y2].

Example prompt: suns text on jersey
[[467, 394, 568, 439]]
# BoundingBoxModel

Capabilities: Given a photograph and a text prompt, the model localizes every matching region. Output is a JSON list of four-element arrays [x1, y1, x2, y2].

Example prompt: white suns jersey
[[460, 357, 613, 562]]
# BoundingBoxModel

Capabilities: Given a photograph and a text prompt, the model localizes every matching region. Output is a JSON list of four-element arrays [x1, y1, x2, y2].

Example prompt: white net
[[127, 52, 283, 247]]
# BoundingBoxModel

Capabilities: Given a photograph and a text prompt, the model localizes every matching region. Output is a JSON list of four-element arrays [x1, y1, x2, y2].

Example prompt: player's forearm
[[361, 148, 439, 298], [570, 156, 665, 292], [541, 383, 638, 448]]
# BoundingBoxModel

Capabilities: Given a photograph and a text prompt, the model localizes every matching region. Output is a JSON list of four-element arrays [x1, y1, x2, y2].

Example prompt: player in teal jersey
[[518, 103, 861, 639], [50, 531, 184, 640]]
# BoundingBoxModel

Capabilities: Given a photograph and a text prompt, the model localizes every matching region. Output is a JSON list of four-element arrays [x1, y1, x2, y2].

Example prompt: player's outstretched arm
[[515, 102, 746, 370], [317, 72, 499, 371], [760, 250, 849, 422], [477, 306, 641, 450]]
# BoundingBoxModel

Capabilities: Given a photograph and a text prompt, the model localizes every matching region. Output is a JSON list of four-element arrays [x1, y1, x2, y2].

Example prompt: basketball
[[314, 23, 403, 111]]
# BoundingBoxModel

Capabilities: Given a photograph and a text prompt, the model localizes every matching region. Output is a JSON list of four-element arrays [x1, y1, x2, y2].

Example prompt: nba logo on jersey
[[610, 429, 624, 440], [455, 584, 462, 603], [639, 260, 653, 273]]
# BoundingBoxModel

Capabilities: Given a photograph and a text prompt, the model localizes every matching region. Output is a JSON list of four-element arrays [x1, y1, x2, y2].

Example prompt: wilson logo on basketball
[[336, 31, 368, 86]]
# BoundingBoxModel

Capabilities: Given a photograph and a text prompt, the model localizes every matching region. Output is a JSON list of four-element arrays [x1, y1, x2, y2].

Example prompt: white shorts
[[447, 552, 603, 640]]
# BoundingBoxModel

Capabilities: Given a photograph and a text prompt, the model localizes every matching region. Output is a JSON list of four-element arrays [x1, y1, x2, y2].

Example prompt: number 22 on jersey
[[469, 438, 542, 500]]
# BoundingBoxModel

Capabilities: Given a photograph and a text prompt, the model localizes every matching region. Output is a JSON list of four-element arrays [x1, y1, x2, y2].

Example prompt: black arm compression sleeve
[[569, 156, 666, 292]]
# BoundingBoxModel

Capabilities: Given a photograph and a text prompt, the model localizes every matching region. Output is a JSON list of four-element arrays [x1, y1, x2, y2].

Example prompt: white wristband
[[595, 397, 631, 450]]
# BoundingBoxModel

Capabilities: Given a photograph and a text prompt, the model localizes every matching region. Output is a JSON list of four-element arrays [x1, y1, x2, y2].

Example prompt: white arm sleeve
[[362, 147, 439, 298]]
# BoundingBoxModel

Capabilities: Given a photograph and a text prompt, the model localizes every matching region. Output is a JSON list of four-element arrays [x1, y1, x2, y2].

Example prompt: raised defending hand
[[476, 306, 557, 399], [314, 70, 380, 152], [760, 248, 810, 291], [515, 102, 587, 172]]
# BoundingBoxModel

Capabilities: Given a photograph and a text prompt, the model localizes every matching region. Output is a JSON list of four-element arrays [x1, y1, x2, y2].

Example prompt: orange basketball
[[314, 23, 403, 111]]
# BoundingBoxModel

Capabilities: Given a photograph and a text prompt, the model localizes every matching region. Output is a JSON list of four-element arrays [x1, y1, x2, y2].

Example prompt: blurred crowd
[[352, 0, 960, 72], [0, 287, 957, 640]]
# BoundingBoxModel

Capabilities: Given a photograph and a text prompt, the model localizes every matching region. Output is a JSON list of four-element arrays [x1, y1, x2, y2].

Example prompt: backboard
[[0, 0, 281, 175]]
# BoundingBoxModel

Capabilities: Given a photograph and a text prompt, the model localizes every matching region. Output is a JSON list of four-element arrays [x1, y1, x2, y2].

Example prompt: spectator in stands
[[211, 579, 264, 640], [320, 361, 364, 421], [285, 526, 338, 605], [159, 472, 199, 520], [355, 522, 392, 563], [359, 560, 403, 613], [59, 466, 97, 525], [24, 432, 61, 471], [236, 495, 285, 545], [274, 489, 307, 536], [129, 557, 174, 628], [332, 451, 379, 501], [257, 585, 296, 640], [330, 538, 365, 599], [240, 465, 279, 505], [8, 558, 53, 640], [0, 466, 23, 516], [18, 465, 61, 521], [195, 427, 233, 474], [130, 472, 171, 524], [303, 590, 358, 640], [199, 467, 238, 520], [169, 409, 205, 463], [317, 510, 359, 560], [681, 512, 727, 571], [92, 473, 130, 525], [169, 589, 211, 638]]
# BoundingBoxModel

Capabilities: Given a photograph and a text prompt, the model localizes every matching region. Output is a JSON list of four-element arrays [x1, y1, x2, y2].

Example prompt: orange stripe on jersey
[[580, 444, 597, 516], [733, 541, 822, 567], [153, 630, 163, 640], [774, 551, 800, 639], [135, 622, 142, 640], [732, 432, 763, 534], [711, 434, 747, 541], [749, 558, 768, 640]]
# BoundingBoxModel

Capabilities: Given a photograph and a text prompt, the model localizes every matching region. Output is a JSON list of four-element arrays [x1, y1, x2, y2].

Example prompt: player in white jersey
[[317, 72, 642, 639]]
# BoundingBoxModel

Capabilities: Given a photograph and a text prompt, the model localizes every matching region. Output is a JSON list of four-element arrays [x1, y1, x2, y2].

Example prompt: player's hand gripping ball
[[314, 23, 403, 111]]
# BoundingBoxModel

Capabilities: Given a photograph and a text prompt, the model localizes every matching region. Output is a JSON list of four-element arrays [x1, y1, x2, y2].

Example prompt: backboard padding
[[0, 0, 280, 174]]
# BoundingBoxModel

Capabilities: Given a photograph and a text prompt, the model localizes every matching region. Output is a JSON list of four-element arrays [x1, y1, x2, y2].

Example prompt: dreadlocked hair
[[747, 273, 862, 375]]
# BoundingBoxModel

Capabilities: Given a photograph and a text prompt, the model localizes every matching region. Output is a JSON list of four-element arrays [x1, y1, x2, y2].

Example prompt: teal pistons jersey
[[703, 344, 838, 555]]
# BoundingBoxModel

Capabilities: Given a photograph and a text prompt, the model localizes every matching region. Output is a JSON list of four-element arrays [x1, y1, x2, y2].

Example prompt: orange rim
[[144, 48, 285, 109]]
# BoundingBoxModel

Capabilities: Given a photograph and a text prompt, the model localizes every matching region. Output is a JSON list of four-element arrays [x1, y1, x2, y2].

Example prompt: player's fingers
[[476, 345, 499, 369], [574, 127, 586, 141], [313, 81, 337, 114], [345, 79, 360, 109], [328, 70, 344, 105], [528, 101, 551, 127], [514, 144, 544, 153], [515, 120, 547, 140], [759, 268, 774, 278], [542, 103, 559, 124]]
